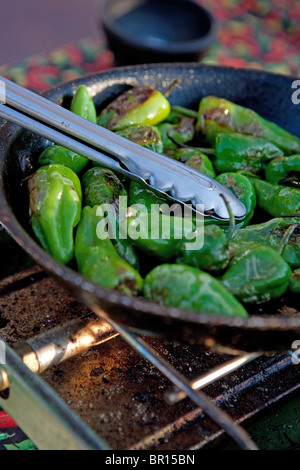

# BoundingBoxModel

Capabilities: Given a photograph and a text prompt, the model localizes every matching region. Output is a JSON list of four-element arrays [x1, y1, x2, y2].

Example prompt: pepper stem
[[163, 79, 182, 98], [170, 105, 198, 119], [220, 193, 236, 240], [277, 223, 299, 255]]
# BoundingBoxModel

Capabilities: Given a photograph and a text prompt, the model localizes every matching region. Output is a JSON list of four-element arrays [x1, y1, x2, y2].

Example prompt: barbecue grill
[[0, 264, 300, 450], [0, 64, 300, 451]]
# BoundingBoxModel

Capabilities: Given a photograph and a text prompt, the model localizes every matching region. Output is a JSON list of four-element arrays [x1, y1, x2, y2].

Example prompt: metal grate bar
[[92, 305, 259, 450]]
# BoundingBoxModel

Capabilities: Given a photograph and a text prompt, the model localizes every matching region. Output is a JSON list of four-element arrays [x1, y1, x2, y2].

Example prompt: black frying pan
[[0, 63, 299, 353]]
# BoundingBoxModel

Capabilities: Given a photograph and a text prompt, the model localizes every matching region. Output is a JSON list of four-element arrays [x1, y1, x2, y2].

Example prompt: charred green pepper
[[216, 172, 256, 228], [221, 245, 292, 303], [197, 96, 300, 154], [158, 116, 195, 149], [164, 147, 216, 178], [289, 268, 300, 293], [213, 133, 284, 174], [28, 164, 82, 264], [129, 181, 167, 211], [116, 125, 164, 153], [228, 217, 300, 268], [250, 178, 300, 217], [176, 224, 229, 273], [185, 153, 216, 178], [82, 167, 127, 208], [75, 206, 143, 295], [143, 264, 248, 317], [265, 154, 300, 187], [82, 167, 139, 270], [97, 85, 171, 131]]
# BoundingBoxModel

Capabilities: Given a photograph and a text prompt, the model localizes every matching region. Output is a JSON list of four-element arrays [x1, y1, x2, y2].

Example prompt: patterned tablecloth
[[0, 0, 299, 94], [0, 0, 299, 451]]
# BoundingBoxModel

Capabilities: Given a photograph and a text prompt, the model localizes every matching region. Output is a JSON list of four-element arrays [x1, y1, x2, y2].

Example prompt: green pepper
[[82, 167, 127, 208], [185, 154, 216, 178], [126, 207, 198, 261], [38, 85, 97, 173], [216, 172, 256, 228], [75, 206, 143, 295], [250, 178, 300, 217], [129, 181, 167, 211], [116, 125, 164, 153], [38, 145, 89, 174], [158, 116, 195, 148], [228, 217, 300, 268], [82, 167, 139, 270], [143, 264, 248, 317], [28, 164, 82, 264], [97, 85, 171, 131], [265, 154, 300, 187], [70, 84, 97, 124], [221, 245, 292, 303], [289, 268, 300, 293], [164, 147, 216, 178], [197, 96, 300, 154], [213, 133, 284, 174], [176, 224, 229, 273]]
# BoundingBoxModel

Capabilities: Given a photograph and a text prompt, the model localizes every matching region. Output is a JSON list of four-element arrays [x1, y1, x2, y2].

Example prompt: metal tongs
[[0, 77, 246, 221]]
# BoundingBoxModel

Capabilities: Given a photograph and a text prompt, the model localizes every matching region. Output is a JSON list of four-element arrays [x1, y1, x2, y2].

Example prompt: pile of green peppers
[[27, 84, 300, 320]]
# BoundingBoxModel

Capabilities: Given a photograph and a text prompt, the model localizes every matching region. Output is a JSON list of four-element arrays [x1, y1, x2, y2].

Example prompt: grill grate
[[0, 267, 300, 450]]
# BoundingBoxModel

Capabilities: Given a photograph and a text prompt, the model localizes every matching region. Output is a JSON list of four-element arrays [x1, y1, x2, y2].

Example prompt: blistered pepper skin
[[143, 264, 248, 317], [129, 181, 167, 211], [216, 172, 256, 228], [265, 154, 300, 186], [222, 245, 292, 303], [38, 144, 88, 174], [214, 133, 284, 174], [197, 96, 300, 154], [97, 85, 171, 131], [70, 84, 97, 124], [82, 167, 127, 208], [164, 147, 216, 178], [228, 217, 300, 268], [116, 125, 164, 153], [28, 164, 82, 264], [250, 178, 300, 217], [75, 206, 143, 295], [82, 167, 139, 270], [158, 116, 195, 148], [177, 224, 229, 273]]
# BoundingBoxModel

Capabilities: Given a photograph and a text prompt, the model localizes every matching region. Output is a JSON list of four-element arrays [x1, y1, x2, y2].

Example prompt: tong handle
[[1, 77, 247, 221]]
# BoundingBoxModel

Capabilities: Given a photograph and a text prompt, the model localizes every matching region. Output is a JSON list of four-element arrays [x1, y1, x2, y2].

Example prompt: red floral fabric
[[0, 0, 299, 93]]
